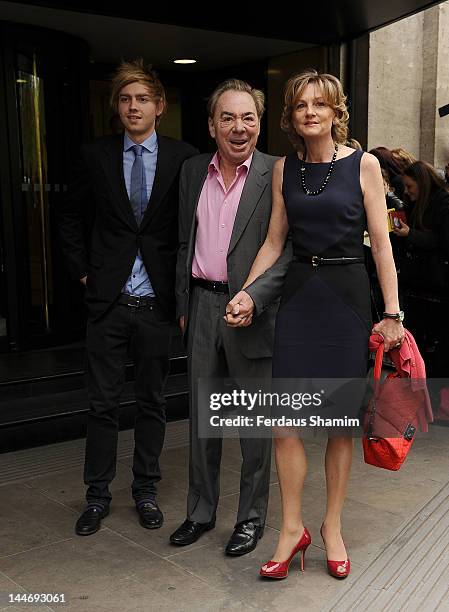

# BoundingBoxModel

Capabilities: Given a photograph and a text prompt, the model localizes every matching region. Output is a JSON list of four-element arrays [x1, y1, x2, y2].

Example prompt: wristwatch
[[382, 311, 405, 322]]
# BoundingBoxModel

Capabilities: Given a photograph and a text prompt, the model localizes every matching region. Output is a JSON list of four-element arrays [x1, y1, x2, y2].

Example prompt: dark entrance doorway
[[0, 22, 89, 351]]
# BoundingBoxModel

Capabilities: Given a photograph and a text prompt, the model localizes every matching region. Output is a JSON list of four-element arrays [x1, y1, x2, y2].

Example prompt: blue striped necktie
[[130, 144, 147, 225]]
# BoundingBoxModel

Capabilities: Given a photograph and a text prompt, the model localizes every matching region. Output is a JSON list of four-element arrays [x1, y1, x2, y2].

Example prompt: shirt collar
[[124, 131, 158, 153], [208, 151, 253, 175]]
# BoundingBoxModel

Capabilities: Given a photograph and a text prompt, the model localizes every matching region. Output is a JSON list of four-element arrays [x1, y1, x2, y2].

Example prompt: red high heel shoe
[[320, 526, 350, 579], [259, 528, 311, 579]]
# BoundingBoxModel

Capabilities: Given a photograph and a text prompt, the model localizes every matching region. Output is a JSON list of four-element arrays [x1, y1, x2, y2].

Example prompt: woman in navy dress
[[226, 70, 403, 579]]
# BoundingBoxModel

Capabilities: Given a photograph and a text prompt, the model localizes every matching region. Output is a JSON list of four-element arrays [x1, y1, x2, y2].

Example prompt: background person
[[390, 147, 416, 173], [369, 146, 405, 198], [393, 160, 449, 374]]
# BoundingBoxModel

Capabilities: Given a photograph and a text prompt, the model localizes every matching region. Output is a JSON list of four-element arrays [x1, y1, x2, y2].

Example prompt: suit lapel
[[140, 135, 181, 230], [186, 155, 212, 265], [191, 156, 212, 216], [100, 134, 138, 230], [228, 150, 269, 255], [100, 134, 184, 231]]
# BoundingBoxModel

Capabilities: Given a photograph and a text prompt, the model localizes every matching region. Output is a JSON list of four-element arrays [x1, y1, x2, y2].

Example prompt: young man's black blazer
[[59, 133, 198, 321]]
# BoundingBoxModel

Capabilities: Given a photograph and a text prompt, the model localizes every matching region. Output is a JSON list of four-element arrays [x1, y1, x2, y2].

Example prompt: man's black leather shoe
[[225, 521, 263, 556], [75, 506, 109, 536], [169, 519, 215, 546], [136, 500, 163, 529]]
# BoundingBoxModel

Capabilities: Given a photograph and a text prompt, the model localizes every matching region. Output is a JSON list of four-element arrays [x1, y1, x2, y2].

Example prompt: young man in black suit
[[59, 59, 197, 536]]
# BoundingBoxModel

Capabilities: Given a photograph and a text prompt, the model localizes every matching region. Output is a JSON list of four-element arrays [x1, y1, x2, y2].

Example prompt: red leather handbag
[[363, 343, 417, 471]]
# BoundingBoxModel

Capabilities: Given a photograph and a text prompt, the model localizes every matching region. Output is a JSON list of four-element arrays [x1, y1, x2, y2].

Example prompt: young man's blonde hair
[[207, 78, 265, 119], [281, 69, 349, 152], [110, 58, 167, 125]]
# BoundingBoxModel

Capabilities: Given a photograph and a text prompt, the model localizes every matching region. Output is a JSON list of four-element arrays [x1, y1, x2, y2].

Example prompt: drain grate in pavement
[[322, 481, 449, 612], [0, 419, 189, 485]]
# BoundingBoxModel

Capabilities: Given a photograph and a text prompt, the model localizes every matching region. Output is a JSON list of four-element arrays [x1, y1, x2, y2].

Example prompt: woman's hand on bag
[[372, 319, 404, 351], [392, 220, 410, 237]]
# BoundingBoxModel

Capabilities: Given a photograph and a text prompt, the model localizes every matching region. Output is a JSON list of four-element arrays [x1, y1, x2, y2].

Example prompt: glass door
[[0, 22, 89, 350], [0, 210, 7, 350], [16, 54, 52, 332]]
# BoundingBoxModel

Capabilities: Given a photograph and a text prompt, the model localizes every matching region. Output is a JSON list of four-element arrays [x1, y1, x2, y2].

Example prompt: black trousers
[[84, 300, 171, 506]]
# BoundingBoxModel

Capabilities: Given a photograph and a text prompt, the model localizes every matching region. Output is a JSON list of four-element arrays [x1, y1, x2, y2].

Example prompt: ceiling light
[[173, 59, 197, 65]]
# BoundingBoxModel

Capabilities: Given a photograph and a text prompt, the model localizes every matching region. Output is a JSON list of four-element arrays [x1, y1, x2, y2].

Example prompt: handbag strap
[[373, 342, 384, 381], [366, 342, 385, 438]]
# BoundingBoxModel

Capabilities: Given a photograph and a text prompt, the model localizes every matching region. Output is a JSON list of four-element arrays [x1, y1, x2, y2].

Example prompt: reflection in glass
[[0, 209, 6, 336], [16, 54, 52, 331]]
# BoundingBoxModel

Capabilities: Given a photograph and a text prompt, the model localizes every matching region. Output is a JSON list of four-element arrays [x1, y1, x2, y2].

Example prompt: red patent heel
[[259, 528, 311, 579], [326, 558, 350, 578], [320, 526, 350, 579]]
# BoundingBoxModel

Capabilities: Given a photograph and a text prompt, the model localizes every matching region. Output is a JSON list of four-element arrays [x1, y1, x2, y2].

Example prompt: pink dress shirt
[[192, 152, 253, 281]]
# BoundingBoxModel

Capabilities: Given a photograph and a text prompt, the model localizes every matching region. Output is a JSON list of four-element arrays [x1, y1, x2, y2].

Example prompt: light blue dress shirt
[[122, 132, 158, 296]]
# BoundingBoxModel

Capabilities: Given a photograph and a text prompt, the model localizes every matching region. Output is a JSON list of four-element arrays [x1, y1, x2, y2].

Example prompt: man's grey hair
[[207, 79, 265, 118]]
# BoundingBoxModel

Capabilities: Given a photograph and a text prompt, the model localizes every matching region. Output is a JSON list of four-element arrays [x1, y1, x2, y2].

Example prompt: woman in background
[[393, 161, 449, 374], [369, 146, 405, 198], [391, 147, 416, 173]]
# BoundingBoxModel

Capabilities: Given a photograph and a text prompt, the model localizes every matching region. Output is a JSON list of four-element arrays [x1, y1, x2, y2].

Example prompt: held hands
[[80, 276, 87, 286], [392, 220, 410, 237], [224, 290, 255, 327], [372, 319, 404, 351]]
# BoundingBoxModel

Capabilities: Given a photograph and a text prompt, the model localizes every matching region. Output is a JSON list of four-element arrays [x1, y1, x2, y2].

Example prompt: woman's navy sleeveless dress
[[272, 150, 372, 379]]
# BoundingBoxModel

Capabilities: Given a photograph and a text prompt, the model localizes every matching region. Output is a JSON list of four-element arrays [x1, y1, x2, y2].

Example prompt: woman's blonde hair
[[346, 138, 362, 150], [280, 69, 349, 152], [110, 58, 166, 125]]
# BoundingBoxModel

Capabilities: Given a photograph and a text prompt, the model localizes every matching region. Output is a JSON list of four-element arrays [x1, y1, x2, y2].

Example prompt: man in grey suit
[[170, 79, 290, 555]]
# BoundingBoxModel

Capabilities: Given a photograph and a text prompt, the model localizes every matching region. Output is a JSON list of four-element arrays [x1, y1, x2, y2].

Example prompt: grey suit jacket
[[176, 149, 291, 359]]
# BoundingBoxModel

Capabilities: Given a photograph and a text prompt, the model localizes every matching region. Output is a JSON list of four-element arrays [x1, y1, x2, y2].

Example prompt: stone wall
[[435, 1, 449, 169], [368, 1, 449, 170], [367, 11, 424, 158]]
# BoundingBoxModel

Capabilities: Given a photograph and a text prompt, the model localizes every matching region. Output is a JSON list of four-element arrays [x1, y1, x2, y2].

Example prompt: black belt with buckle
[[118, 294, 156, 308], [192, 278, 229, 293], [293, 255, 364, 267]]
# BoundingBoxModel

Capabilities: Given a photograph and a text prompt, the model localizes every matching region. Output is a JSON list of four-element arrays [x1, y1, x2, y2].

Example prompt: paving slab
[[165, 527, 360, 612], [0, 422, 448, 611], [101, 485, 245, 559], [323, 480, 449, 612], [0, 530, 242, 612], [0, 484, 75, 558], [24, 461, 132, 505]]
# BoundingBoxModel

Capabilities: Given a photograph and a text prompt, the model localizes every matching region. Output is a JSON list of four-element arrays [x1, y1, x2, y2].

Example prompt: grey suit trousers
[[187, 285, 272, 526]]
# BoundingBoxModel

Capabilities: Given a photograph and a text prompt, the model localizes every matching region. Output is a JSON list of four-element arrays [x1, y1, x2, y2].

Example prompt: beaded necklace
[[300, 143, 338, 196]]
